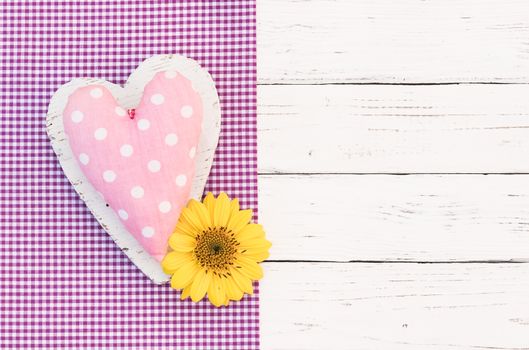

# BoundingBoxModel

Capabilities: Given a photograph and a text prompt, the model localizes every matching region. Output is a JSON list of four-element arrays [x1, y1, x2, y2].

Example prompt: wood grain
[[260, 174, 529, 262], [258, 0, 529, 84], [258, 84, 529, 174], [260, 262, 529, 350], [256, 1, 529, 348]]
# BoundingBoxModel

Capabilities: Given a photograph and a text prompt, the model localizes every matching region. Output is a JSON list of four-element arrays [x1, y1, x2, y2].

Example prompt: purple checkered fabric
[[0, 1, 258, 349]]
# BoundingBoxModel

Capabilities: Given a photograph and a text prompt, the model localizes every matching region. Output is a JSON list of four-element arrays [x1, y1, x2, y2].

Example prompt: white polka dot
[[103, 170, 117, 183], [115, 106, 126, 117], [142, 226, 155, 238], [71, 110, 84, 123], [165, 70, 178, 79], [150, 93, 165, 105], [79, 153, 89, 165], [94, 128, 108, 140], [137, 118, 150, 131], [180, 105, 193, 118], [131, 186, 144, 199], [90, 88, 103, 98], [158, 201, 172, 213], [175, 174, 187, 187], [164, 133, 178, 146], [118, 209, 128, 221], [147, 160, 161, 173], [189, 147, 196, 159], [120, 144, 133, 157]]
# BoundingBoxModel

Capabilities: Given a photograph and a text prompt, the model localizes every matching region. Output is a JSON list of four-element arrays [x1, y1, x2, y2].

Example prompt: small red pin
[[127, 108, 136, 120]]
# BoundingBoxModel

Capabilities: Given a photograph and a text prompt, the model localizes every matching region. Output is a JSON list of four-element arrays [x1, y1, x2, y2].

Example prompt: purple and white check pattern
[[0, 1, 258, 349]]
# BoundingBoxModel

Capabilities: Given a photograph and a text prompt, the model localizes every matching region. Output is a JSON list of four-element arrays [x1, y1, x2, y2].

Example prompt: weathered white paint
[[258, 84, 529, 174], [260, 174, 529, 262], [258, 0, 529, 84], [260, 262, 529, 350], [256, 1, 529, 348]]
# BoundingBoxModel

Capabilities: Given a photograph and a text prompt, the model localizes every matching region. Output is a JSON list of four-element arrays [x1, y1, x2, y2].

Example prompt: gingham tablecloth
[[0, 2, 259, 349]]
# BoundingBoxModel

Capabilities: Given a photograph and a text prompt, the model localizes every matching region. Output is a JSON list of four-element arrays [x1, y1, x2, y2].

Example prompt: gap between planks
[[257, 82, 529, 86], [259, 173, 529, 176], [264, 260, 528, 264]]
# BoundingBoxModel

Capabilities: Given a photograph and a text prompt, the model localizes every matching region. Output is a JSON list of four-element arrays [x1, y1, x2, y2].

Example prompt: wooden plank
[[258, 84, 529, 174], [260, 262, 529, 350], [259, 174, 529, 261], [258, 0, 529, 84]]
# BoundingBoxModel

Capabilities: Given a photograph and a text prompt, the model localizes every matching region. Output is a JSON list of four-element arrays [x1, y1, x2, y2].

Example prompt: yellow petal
[[180, 285, 191, 300], [223, 275, 244, 301], [230, 267, 254, 295], [235, 255, 264, 280], [161, 252, 193, 274], [239, 237, 272, 250], [218, 276, 237, 305], [168, 233, 196, 252], [213, 192, 231, 227], [188, 199, 212, 229], [227, 209, 253, 233], [180, 206, 205, 232], [240, 248, 270, 262], [190, 269, 211, 303], [174, 219, 199, 237], [203, 192, 216, 218], [236, 223, 265, 240], [207, 274, 227, 307], [170, 260, 200, 289], [230, 197, 240, 214]]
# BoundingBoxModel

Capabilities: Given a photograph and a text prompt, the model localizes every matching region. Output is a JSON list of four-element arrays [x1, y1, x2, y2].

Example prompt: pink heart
[[62, 71, 203, 261]]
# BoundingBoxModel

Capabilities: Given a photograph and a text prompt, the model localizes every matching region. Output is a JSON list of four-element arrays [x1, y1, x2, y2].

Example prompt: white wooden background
[[257, 1, 529, 349]]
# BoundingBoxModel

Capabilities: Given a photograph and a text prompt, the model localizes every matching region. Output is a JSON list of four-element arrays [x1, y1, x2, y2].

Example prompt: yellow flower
[[162, 192, 271, 307]]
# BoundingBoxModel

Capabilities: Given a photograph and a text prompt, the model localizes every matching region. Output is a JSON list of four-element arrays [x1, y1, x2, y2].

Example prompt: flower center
[[194, 226, 239, 273]]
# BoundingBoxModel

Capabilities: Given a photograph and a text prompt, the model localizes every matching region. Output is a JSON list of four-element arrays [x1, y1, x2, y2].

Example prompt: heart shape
[[46, 55, 221, 283]]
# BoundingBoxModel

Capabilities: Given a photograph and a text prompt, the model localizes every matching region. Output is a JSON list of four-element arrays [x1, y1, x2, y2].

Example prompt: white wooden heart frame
[[46, 54, 221, 283]]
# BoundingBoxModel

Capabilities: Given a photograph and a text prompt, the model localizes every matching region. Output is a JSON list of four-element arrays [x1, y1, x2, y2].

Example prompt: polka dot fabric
[[0, 1, 258, 350], [63, 72, 203, 261]]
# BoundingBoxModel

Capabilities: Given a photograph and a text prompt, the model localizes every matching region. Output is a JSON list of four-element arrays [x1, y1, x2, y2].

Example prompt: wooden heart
[[46, 55, 221, 283]]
